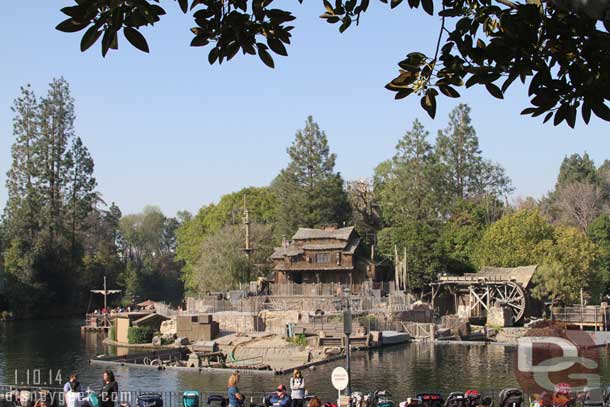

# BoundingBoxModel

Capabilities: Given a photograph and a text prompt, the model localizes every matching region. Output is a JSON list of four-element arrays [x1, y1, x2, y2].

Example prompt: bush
[[109, 323, 117, 341], [128, 326, 154, 344], [290, 334, 307, 347]]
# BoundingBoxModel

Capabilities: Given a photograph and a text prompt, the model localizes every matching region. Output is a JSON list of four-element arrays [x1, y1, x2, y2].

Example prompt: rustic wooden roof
[[270, 247, 304, 259], [292, 226, 355, 241], [133, 312, 170, 326], [303, 243, 348, 250], [438, 265, 538, 287]]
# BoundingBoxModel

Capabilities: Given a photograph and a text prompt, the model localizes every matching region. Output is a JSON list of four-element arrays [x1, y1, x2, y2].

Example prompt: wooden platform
[[81, 325, 109, 332]]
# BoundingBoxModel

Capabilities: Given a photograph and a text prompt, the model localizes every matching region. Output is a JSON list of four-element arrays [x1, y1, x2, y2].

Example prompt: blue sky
[[0, 2, 608, 217]]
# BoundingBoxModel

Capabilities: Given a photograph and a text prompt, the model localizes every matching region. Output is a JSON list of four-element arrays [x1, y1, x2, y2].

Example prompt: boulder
[[160, 318, 177, 336], [175, 336, 190, 346]]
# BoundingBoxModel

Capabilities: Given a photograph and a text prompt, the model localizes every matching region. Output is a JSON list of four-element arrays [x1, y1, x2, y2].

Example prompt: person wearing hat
[[290, 369, 305, 407], [269, 385, 291, 407]]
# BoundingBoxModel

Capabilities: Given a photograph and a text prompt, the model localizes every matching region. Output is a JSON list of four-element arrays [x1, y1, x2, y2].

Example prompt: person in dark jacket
[[100, 370, 119, 407], [269, 385, 291, 407]]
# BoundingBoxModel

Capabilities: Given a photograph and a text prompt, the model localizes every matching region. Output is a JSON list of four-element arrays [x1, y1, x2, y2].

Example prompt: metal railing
[[0, 384, 564, 407]]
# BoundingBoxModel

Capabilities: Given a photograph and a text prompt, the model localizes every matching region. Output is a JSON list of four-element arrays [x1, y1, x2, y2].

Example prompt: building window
[[314, 253, 331, 264]]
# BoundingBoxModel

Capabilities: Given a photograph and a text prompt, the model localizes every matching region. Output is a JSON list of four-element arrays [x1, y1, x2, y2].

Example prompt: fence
[[0, 384, 567, 407], [551, 305, 610, 330]]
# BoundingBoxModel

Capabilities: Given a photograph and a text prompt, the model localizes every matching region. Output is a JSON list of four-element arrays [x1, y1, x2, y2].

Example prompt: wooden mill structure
[[430, 265, 537, 324]]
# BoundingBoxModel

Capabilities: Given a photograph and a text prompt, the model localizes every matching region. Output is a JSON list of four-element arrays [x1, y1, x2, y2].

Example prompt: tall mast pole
[[244, 195, 251, 259], [104, 275, 107, 311]]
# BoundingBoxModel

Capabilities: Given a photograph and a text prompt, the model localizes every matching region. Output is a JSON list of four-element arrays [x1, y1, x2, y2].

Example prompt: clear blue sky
[[0, 2, 608, 217]]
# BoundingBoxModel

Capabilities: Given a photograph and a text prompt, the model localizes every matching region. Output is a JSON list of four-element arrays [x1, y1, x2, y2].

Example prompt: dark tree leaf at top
[[56, 0, 610, 126]]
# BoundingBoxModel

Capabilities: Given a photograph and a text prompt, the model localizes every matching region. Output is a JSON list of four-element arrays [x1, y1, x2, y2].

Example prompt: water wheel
[[490, 282, 526, 323]]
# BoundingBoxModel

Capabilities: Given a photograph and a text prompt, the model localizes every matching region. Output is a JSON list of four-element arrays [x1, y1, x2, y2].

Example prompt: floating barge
[[90, 347, 276, 375]]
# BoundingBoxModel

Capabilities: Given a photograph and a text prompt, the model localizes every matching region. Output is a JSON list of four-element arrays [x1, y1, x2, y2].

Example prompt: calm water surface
[[1, 319, 609, 402]]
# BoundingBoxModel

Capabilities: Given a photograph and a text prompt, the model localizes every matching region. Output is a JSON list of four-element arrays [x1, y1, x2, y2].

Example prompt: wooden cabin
[[270, 226, 376, 293]]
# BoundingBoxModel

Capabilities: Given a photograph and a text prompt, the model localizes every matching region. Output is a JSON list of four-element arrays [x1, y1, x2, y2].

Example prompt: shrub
[[109, 323, 117, 341], [290, 334, 307, 347], [128, 326, 154, 344]]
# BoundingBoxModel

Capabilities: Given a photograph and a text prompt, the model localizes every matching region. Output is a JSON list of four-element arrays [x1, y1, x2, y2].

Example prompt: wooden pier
[[80, 313, 111, 333], [551, 304, 610, 330]]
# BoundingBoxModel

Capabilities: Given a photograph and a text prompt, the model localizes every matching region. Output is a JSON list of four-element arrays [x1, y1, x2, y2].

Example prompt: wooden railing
[[551, 305, 610, 330]]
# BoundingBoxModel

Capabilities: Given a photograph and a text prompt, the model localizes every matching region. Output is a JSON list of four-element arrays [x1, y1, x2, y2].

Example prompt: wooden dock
[[551, 304, 610, 330]]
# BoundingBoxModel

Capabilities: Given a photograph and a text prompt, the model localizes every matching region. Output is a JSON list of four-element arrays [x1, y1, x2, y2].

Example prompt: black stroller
[[445, 393, 467, 407], [374, 391, 395, 407], [417, 394, 444, 407], [206, 396, 228, 407], [137, 394, 164, 407], [499, 389, 524, 407]]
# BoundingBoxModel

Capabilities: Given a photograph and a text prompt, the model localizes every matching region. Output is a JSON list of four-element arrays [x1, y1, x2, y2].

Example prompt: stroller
[[445, 393, 467, 407], [183, 392, 201, 407], [465, 391, 481, 407], [137, 394, 163, 407], [417, 394, 444, 407], [499, 389, 524, 407], [374, 391, 395, 407], [581, 387, 604, 407], [206, 396, 227, 407]]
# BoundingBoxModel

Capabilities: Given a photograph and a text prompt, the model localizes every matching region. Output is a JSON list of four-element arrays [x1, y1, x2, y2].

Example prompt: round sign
[[331, 366, 349, 391]]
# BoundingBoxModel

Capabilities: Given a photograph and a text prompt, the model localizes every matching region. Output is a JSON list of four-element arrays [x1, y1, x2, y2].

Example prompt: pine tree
[[272, 116, 350, 236], [37, 78, 75, 239], [375, 119, 440, 225], [435, 104, 512, 214], [66, 136, 97, 249]]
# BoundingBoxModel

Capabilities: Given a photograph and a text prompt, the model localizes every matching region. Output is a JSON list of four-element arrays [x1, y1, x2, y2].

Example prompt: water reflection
[[2, 319, 610, 402]]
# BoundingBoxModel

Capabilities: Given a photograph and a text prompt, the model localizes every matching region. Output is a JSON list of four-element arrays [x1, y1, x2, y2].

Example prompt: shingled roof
[[292, 226, 355, 241], [270, 246, 305, 260]]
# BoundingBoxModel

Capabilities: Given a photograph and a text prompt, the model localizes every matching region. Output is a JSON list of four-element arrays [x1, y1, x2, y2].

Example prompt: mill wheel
[[491, 282, 526, 323]]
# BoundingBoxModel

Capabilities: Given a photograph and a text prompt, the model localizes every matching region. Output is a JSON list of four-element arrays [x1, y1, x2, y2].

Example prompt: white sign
[[331, 366, 349, 391]]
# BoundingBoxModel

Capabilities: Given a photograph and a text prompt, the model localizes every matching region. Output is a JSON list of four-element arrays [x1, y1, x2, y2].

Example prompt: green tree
[[439, 201, 488, 274], [65, 137, 97, 250], [377, 223, 444, 289], [588, 213, 610, 283], [176, 186, 278, 292], [193, 224, 274, 293], [532, 226, 602, 304], [556, 152, 598, 188], [272, 116, 350, 237], [435, 104, 512, 219], [57, 0, 610, 126], [375, 119, 440, 225], [473, 209, 554, 267]]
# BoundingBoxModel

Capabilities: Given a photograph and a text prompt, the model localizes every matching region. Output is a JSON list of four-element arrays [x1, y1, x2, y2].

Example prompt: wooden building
[[270, 226, 376, 290]]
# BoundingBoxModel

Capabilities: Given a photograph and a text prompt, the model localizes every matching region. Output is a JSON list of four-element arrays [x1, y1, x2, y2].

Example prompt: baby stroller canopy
[[499, 389, 523, 407], [137, 394, 163, 407], [183, 391, 200, 407], [445, 393, 467, 407], [206, 395, 227, 407]]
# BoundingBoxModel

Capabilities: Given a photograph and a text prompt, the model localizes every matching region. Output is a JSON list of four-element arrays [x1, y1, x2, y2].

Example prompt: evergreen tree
[[375, 119, 440, 225], [66, 137, 97, 249], [556, 152, 598, 188], [435, 104, 512, 218], [272, 116, 350, 236]]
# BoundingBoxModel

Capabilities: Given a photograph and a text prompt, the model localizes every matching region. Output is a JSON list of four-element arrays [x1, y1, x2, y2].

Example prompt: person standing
[[227, 372, 243, 407], [64, 374, 83, 407], [290, 370, 305, 407], [100, 370, 119, 407]]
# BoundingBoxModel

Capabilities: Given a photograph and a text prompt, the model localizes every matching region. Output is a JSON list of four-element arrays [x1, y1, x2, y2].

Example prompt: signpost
[[332, 366, 349, 407]]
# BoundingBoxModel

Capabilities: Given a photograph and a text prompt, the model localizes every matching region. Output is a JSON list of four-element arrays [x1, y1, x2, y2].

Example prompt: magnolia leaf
[[485, 83, 503, 99], [124, 27, 150, 53], [80, 26, 102, 52]]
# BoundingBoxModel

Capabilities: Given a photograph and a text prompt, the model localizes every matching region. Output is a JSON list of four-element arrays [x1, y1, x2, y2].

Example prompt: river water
[[1, 319, 609, 403]]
